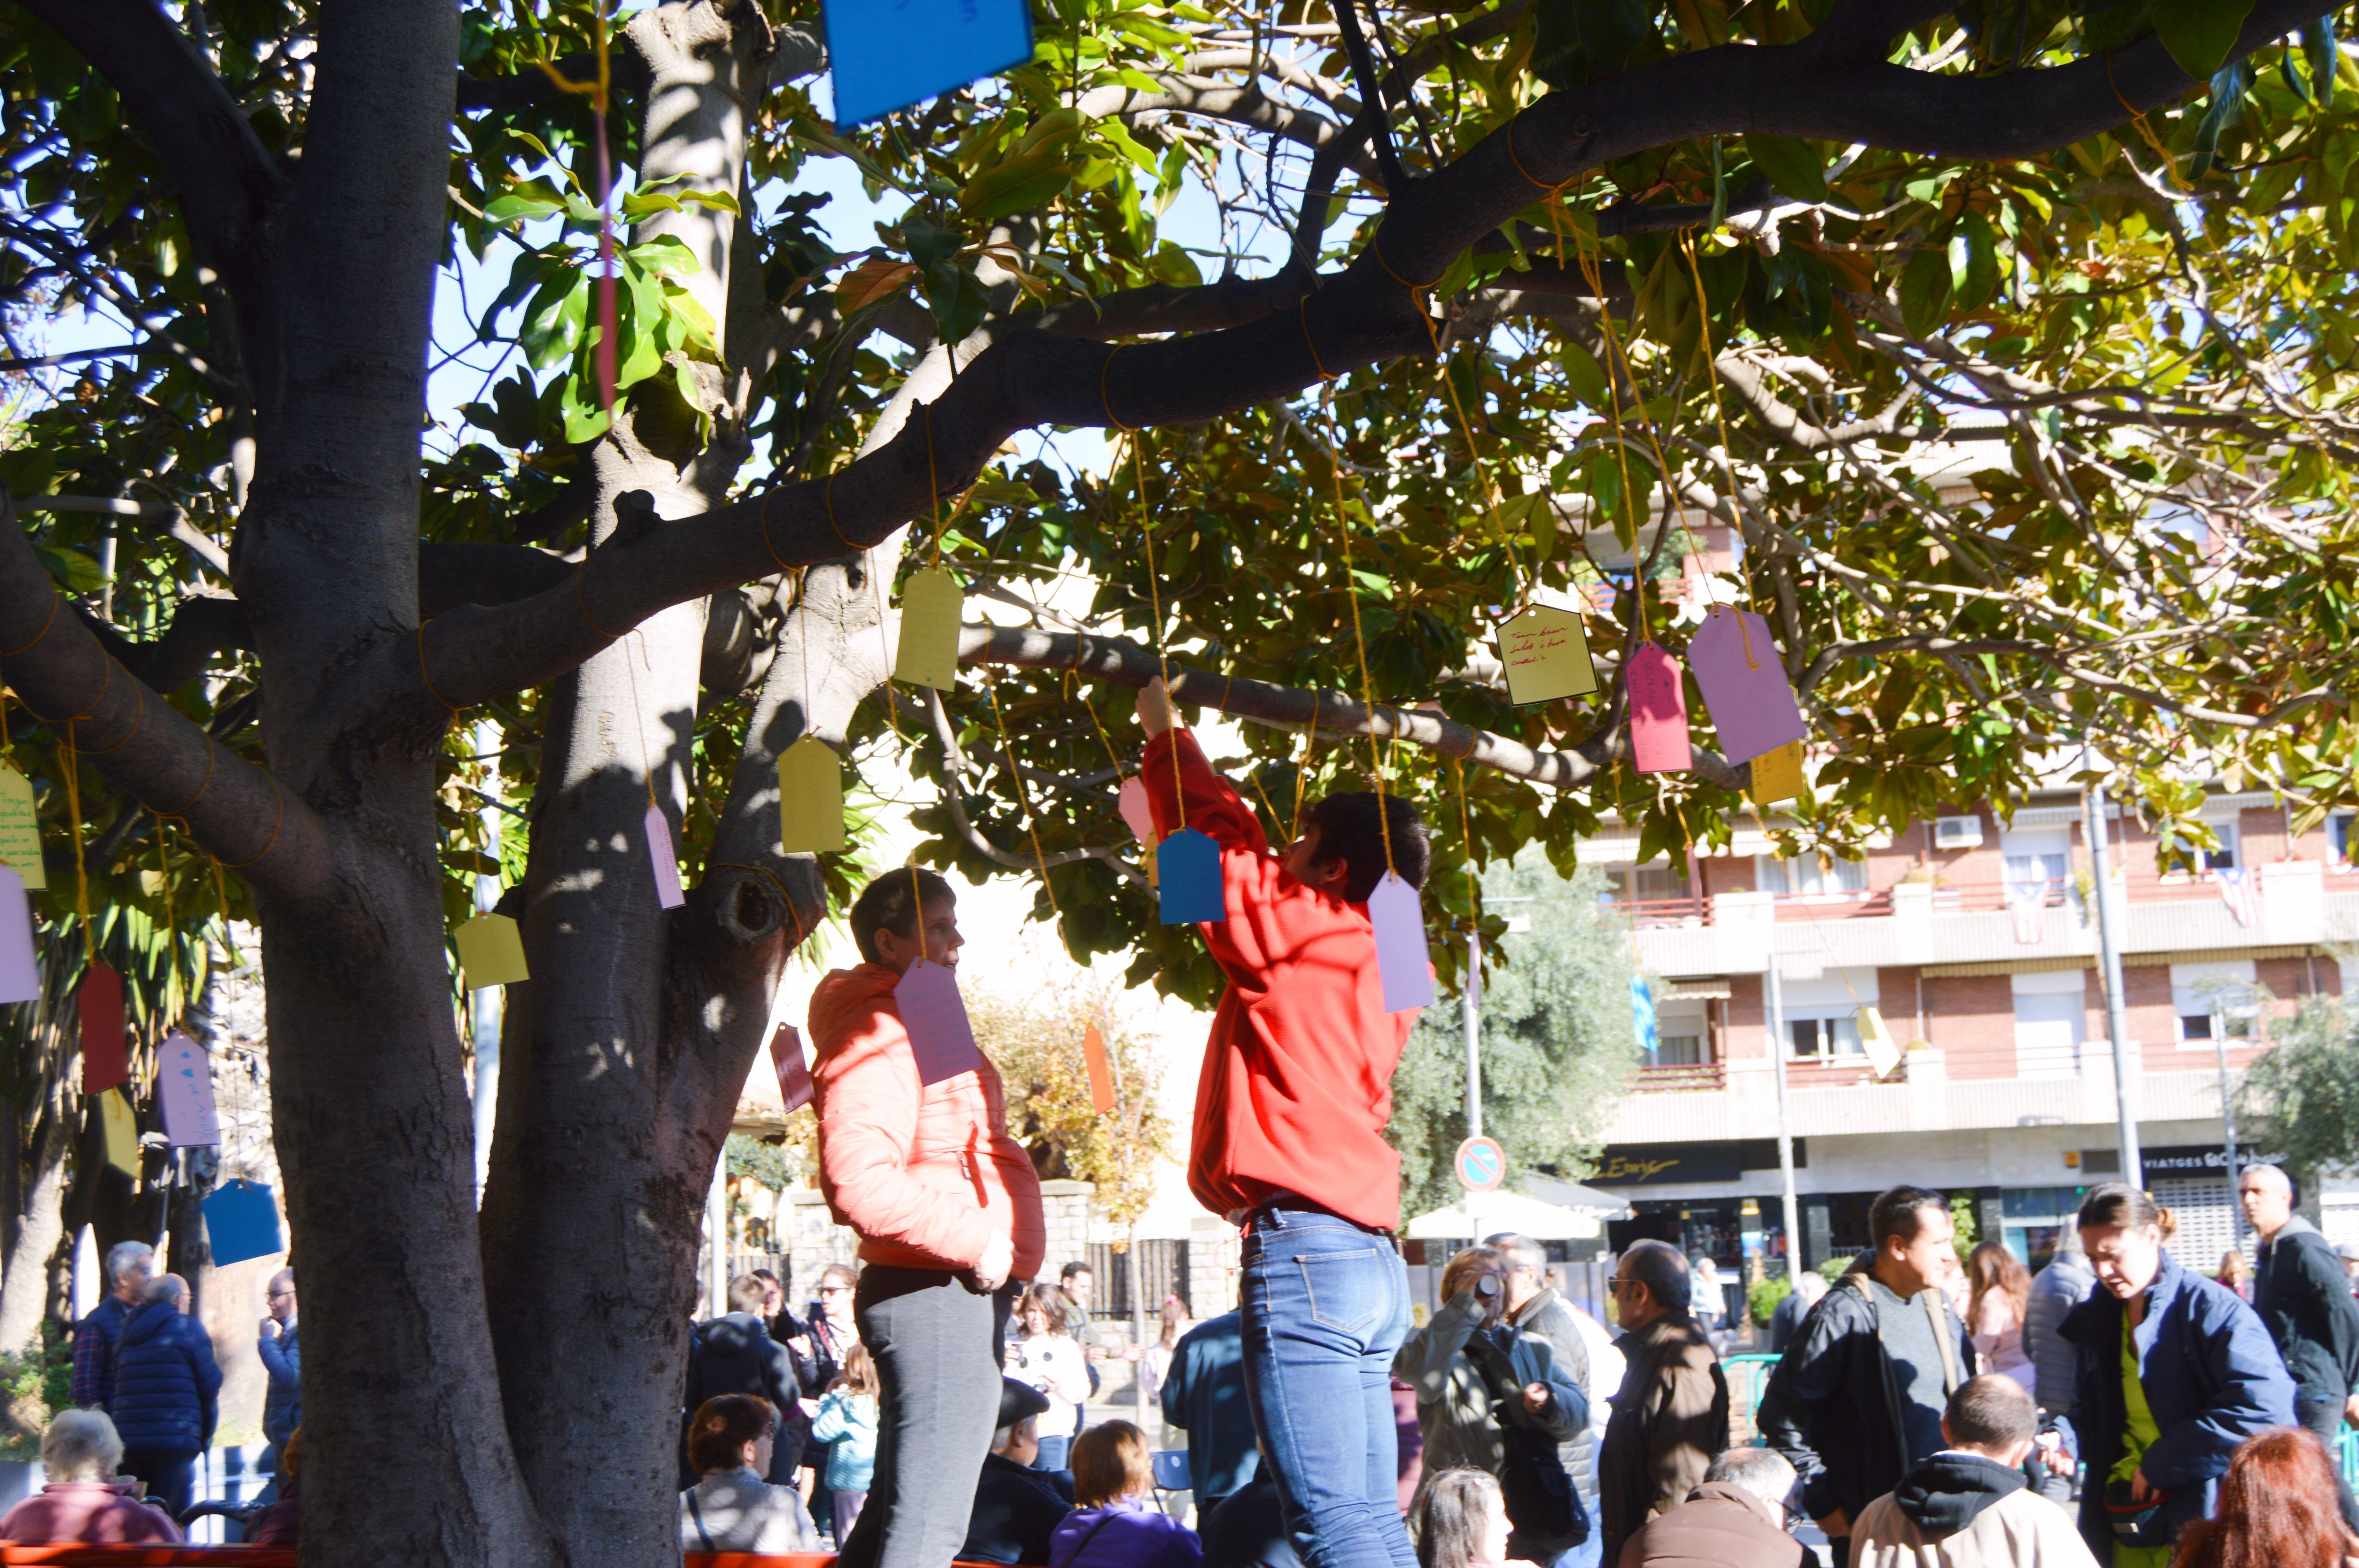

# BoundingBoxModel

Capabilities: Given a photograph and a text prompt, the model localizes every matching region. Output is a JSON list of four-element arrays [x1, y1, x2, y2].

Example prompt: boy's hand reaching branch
[[1136, 677, 1176, 738]]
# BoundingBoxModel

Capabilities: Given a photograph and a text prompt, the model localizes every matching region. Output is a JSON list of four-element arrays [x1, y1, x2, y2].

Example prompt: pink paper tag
[[769, 1022, 814, 1114], [156, 1031, 220, 1147], [0, 866, 35, 1005], [1686, 607, 1807, 764], [893, 958, 983, 1085], [1367, 871, 1434, 1015], [1117, 777, 1153, 843], [1626, 642, 1692, 774], [645, 803, 685, 909]]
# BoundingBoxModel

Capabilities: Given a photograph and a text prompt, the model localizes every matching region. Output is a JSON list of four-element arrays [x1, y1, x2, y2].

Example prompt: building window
[[1773, 967, 1880, 1058], [2331, 812, 2355, 868], [1656, 1033, 1706, 1065], [2200, 823, 2239, 872], [1601, 863, 1693, 907], [2000, 827, 2072, 907], [1757, 854, 1868, 898], [1788, 1014, 1864, 1056], [2172, 959, 2260, 1045]]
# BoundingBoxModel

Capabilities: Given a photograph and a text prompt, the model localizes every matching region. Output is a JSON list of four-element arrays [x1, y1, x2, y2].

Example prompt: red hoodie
[[807, 963, 1046, 1277], [1144, 728, 1417, 1230]]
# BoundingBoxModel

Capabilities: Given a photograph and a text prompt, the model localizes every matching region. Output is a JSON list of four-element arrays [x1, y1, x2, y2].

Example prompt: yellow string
[[1324, 443, 1397, 878], [59, 734, 92, 966], [983, 678, 1066, 941], [156, 824, 177, 1024], [1678, 232, 1762, 612], [1428, 344, 1529, 606], [1134, 437, 1187, 833]]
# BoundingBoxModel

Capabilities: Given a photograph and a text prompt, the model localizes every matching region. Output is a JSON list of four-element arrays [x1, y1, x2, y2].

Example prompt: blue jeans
[[1241, 1206, 1418, 1568]]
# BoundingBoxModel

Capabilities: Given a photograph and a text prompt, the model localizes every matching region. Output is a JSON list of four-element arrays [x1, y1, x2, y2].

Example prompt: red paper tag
[[79, 961, 127, 1095], [1626, 642, 1692, 774]]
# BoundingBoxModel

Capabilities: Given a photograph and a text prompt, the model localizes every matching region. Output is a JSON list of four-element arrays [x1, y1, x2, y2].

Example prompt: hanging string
[[58, 732, 92, 967], [1133, 436, 1187, 831], [1322, 432, 1398, 878], [1678, 232, 1758, 611], [621, 630, 659, 811], [983, 677, 1067, 940], [156, 823, 178, 1024]]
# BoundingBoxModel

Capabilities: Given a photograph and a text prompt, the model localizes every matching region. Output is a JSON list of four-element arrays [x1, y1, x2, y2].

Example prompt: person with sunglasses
[[1595, 1241, 1727, 1568]]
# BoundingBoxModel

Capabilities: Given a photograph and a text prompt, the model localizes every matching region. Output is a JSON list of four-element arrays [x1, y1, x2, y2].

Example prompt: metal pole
[[471, 719, 504, 1201], [2213, 996, 2244, 1253], [1768, 958, 1802, 1274], [2083, 757, 2143, 1188], [1464, 924, 1483, 1139], [707, 1159, 729, 1319], [1129, 1222, 1149, 1429]]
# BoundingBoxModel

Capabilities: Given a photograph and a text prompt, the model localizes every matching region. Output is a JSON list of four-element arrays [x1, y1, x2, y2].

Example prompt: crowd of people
[[9, 687, 2359, 1568]]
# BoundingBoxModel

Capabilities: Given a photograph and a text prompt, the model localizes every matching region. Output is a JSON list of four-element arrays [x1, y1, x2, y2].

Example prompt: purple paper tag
[[770, 1022, 814, 1114], [646, 803, 685, 909], [894, 958, 983, 1085], [1626, 642, 1691, 774], [0, 866, 35, 1006], [1367, 871, 1434, 1014], [1687, 607, 1807, 764], [157, 1031, 220, 1147]]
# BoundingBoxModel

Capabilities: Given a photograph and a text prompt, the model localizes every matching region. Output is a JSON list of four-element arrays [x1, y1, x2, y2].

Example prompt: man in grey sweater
[[1487, 1232, 1597, 1566]]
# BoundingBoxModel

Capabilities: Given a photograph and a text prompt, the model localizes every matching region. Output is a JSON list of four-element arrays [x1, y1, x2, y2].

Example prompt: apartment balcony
[[1628, 1061, 1727, 1094], [1603, 1044, 2245, 1146], [1625, 862, 2358, 978]]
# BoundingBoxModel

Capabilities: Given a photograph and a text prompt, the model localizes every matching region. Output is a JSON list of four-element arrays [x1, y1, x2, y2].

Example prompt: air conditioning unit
[[1934, 816, 1984, 849]]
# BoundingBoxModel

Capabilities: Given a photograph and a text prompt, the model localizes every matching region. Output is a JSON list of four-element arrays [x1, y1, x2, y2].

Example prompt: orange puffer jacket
[[807, 962, 1045, 1277]]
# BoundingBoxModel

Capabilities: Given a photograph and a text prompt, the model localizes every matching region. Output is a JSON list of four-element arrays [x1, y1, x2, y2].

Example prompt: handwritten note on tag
[[1497, 605, 1599, 707], [644, 804, 685, 909], [79, 961, 126, 1094], [1083, 1024, 1116, 1114], [778, 737, 846, 855], [894, 958, 983, 1085], [1116, 777, 1153, 844], [99, 1087, 138, 1177], [156, 1031, 219, 1147], [0, 768, 42, 889], [1688, 607, 1806, 763], [1857, 1005, 1899, 1077], [893, 568, 963, 691], [0, 866, 35, 1005], [203, 1181, 284, 1268], [1749, 739, 1805, 805], [770, 1022, 814, 1114], [824, 0, 1034, 130], [456, 912, 530, 990], [1626, 642, 1690, 774], [1367, 871, 1434, 1015], [1156, 828, 1224, 924]]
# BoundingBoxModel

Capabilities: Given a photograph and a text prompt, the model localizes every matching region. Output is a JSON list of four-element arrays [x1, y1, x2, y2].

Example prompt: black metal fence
[[1081, 1239, 1191, 1321]]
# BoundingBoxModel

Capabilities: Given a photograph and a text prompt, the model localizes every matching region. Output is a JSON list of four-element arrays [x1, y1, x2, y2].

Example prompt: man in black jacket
[[1757, 1185, 1976, 1568], [682, 1274, 808, 1486], [964, 1379, 1073, 1565], [2240, 1162, 2359, 1529]]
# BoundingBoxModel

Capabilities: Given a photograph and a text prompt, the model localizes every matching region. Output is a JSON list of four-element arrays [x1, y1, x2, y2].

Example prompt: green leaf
[[1900, 243, 1954, 338], [483, 189, 566, 226], [559, 375, 609, 445], [1955, 211, 2001, 312], [2304, 15, 2338, 108], [1530, 0, 1651, 89], [1745, 134, 1828, 204], [2153, 0, 2255, 82], [1557, 341, 1610, 410], [520, 273, 590, 369]]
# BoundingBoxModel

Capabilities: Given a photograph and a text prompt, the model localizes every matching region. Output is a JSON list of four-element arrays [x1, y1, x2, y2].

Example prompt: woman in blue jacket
[[2060, 1183, 2295, 1565]]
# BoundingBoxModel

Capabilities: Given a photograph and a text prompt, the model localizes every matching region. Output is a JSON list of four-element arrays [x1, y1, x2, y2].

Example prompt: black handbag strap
[[686, 1489, 717, 1554]]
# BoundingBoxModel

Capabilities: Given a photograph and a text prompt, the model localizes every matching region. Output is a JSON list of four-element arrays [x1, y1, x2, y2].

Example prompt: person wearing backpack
[[1757, 1186, 1979, 1568]]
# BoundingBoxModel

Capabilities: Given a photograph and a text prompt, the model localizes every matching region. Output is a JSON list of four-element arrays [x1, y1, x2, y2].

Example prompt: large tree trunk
[[0, 1108, 69, 1354]]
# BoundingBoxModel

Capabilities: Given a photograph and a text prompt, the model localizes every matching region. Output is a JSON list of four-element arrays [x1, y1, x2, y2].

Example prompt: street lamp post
[[1767, 956, 1802, 1276], [2083, 757, 2143, 1189]]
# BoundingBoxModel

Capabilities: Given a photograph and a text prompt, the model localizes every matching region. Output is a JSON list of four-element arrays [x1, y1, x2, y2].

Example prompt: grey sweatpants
[[834, 1264, 1015, 1568]]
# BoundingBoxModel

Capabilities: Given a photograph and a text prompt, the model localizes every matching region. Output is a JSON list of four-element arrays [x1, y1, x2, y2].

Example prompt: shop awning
[[1404, 1186, 1630, 1242]]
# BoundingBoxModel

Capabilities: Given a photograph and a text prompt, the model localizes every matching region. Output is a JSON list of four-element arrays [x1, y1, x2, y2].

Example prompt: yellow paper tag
[[455, 912, 530, 989], [100, 1087, 139, 1177], [1496, 606, 1599, 706], [1749, 739, 1805, 804], [893, 568, 963, 691], [1857, 1005, 1899, 1077], [0, 768, 44, 890], [777, 737, 845, 855]]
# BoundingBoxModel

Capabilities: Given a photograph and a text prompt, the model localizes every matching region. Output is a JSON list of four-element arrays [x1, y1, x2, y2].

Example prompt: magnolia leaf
[[836, 257, 921, 314], [1746, 134, 1828, 204], [2153, 0, 2255, 82]]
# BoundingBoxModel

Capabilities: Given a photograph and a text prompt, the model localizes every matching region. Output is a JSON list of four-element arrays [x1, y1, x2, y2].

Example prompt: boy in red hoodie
[[1136, 678, 1428, 1568], [807, 868, 1045, 1568]]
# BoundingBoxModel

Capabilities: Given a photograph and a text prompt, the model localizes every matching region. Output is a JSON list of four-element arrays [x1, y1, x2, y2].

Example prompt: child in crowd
[[1006, 1285, 1092, 1474], [1409, 1470, 1536, 1568], [1047, 1420, 1200, 1568], [1136, 676, 1429, 1568], [811, 1344, 882, 1544]]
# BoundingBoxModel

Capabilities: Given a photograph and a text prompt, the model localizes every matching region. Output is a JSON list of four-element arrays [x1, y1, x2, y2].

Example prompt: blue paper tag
[[825, 0, 1034, 130], [1156, 828, 1225, 925], [203, 1181, 285, 1269]]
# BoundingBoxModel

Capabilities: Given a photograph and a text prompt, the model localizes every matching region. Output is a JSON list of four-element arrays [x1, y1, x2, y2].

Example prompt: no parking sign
[[1454, 1135, 1505, 1193]]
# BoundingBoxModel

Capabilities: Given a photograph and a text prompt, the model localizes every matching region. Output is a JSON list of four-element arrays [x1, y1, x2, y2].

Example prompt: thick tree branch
[[15, 0, 284, 312], [953, 622, 1748, 794], [405, 5, 2310, 716], [0, 497, 326, 901]]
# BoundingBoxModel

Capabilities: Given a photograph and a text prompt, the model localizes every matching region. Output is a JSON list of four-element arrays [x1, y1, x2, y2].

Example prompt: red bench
[[0, 1551, 944, 1567]]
